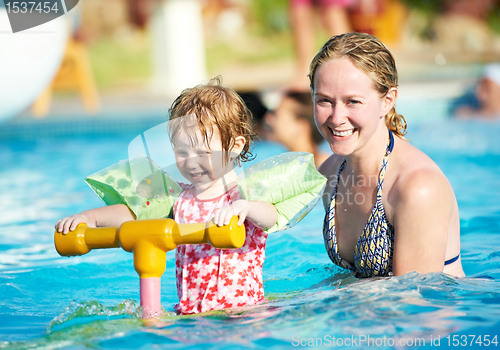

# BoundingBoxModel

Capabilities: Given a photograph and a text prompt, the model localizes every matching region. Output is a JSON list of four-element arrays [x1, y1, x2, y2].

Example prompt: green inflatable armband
[[85, 152, 325, 231], [85, 155, 182, 220], [237, 152, 327, 233]]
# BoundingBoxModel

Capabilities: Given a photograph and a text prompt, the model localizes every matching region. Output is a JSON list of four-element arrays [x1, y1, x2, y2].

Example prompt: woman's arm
[[212, 200, 278, 230], [391, 169, 455, 275], [55, 204, 136, 234]]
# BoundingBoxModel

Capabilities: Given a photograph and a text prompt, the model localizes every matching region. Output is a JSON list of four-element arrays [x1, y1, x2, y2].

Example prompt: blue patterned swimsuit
[[323, 131, 459, 277], [323, 131, 395, 278]]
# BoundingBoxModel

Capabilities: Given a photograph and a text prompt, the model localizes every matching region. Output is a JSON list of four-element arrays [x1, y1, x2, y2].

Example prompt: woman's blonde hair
[[168, 76, 255, 166], [309, 32, 407, 138]]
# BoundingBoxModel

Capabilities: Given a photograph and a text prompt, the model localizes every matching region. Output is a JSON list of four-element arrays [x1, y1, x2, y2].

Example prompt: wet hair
[[308, 32, 407, 138], [284, 90, 324, 145], [168, 76, 255, 166]]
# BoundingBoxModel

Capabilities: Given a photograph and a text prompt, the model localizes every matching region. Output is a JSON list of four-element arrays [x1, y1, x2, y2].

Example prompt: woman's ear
[[382, 87, 398, 117], [230, 136, 246, 158]]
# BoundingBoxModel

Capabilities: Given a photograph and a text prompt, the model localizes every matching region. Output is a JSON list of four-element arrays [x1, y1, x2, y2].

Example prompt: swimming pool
[[1, 118, 499, 349]]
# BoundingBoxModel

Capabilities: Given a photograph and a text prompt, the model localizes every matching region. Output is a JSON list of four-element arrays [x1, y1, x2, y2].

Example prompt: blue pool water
[[1, 118, 499, 349]]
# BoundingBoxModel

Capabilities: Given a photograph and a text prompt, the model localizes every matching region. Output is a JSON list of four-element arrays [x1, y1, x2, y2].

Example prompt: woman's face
[[313, 57, 394, 156]]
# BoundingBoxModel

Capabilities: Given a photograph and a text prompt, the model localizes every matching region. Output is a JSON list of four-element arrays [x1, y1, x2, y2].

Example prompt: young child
[[56, 77, 278, 314]]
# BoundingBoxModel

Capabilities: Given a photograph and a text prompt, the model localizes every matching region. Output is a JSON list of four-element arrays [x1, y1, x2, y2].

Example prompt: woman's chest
[[334, 182, 378, 261]]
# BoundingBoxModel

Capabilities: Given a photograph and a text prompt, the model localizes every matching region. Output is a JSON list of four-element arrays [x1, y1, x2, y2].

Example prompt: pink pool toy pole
[[54, 217, 245, 319], [140, 277, 162, 318], [119, 220, 174, 319]]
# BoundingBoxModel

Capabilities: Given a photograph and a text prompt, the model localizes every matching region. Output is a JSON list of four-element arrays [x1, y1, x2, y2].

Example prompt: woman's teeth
[[332, 129, 354, 137], [191, 172, 205, 177]]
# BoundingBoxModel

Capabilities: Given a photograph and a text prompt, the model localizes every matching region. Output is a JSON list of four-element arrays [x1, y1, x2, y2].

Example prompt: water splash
[[48, 299, 141, 332]]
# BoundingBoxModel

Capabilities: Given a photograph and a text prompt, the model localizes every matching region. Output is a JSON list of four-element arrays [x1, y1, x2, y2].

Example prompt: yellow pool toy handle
[[54, 216, 245, 318], [54, 225, 119, 256], [54, 217, 246, 277], [54, 217, 245, 255], [119, 217, 245, 279]]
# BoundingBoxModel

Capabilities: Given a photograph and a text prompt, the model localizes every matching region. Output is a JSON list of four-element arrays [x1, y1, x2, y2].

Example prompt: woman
[[310, 33, 464, 277]]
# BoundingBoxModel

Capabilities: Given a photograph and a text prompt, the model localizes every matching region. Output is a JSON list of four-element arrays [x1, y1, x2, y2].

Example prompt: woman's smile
[[331, 127, 356, 137]]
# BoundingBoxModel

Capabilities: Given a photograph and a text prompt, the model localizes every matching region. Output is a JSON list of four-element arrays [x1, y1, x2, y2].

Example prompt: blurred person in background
[[238, 91, 269, 138], [264, 90, 329, 167], [455, 63, 500, 119], [127, 0, 154, 29], [289, 0, 353, 90]]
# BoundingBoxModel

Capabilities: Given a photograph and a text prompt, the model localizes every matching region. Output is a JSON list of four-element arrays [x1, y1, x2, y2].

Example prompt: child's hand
[[55, 213, 95, 235], [213, 200, 277, 230], [212, 200, 249, 227], [55, 205, 134, 234]]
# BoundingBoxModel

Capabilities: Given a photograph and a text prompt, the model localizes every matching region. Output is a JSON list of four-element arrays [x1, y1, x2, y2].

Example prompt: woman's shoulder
[[318, 153, 345, 190], [390, 138, 453, 204], [318, 153, 343, 210], [318, 153, 344, 178]]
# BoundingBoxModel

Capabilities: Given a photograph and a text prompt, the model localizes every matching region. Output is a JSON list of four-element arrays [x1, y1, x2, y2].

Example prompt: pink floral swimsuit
[[173, 184, 268, 314]]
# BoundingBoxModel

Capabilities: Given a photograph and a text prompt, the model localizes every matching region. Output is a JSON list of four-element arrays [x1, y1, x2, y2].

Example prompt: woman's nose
[[329, 104, 347, 126]]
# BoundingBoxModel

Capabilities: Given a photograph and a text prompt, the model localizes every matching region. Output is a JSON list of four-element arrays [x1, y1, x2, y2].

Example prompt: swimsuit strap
[[334, 130, 394, 199], [323, 130, 394, 272], [376, 130, 394, 199], [334, 130, 394, 203], [444, 254, 460, 265], [323, 158, 350, 269]]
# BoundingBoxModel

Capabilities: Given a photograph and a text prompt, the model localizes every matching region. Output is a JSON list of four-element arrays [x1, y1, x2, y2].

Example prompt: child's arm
[[212, 200, 277, 230], [55, 204, 136, 234]]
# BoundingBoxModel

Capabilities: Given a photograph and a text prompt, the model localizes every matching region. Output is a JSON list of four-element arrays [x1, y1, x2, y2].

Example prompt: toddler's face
[[173, 128, 233, 190]]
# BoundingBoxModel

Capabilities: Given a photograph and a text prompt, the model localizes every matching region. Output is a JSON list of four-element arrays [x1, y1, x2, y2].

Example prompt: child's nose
[[185, 155, 199, 169]]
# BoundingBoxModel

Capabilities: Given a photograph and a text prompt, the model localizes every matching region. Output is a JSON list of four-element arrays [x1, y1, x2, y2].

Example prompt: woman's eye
[[316, 99, 330, 105], [347, 100, 360, 105]]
